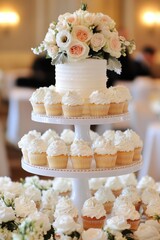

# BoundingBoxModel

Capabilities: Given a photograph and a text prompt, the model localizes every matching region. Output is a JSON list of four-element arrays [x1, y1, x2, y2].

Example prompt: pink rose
[[72, 25, 92, 42], [104, 33, 121, 58], [90, 33, 106, 52], [67, 40, 89, 61]]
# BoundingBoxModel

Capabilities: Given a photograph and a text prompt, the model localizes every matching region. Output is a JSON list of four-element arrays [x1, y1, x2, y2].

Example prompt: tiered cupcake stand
[[22, 112, 142, 212]]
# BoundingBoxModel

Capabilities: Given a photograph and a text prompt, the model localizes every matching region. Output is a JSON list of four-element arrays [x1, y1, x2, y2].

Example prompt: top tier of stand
[[31, 112, 130, 125]]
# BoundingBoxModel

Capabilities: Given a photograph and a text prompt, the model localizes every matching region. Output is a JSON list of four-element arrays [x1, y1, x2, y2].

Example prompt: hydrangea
[[32, 4, 135, 73]]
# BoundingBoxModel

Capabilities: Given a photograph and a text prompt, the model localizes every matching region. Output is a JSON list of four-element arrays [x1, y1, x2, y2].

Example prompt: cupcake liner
[[62, 105, 83, 117], [83, 102, 90, 116], [123, 101, 129, 113], [112, 189, 122, 197], [127, 219, 140, 231], [71, 155, 92, 169], [94, 153, 117, 168], [133, 147, 142, 161], [90, 103, 110, 117], [29, 152, 47, 166], [108, 102, 124, 115], [45, 103, 62, 116], [32, 103, 46, 114], [47, 155, 68, 169], [82, 215, 106, 230], [134, 201, 142, 212], [116, 150, 134, 165], [22, 148, 29, 163], [103, 201, 114, 214]]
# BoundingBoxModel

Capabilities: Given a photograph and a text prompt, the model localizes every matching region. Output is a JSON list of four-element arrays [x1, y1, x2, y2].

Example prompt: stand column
[[74, 124, 91, 142]]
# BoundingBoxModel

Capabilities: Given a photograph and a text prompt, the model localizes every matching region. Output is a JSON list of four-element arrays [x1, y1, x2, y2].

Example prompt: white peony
[[90, 33, 106, 52]]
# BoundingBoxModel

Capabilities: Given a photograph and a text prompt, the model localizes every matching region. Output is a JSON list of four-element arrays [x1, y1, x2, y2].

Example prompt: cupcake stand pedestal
[[22, 112, 142, 212]]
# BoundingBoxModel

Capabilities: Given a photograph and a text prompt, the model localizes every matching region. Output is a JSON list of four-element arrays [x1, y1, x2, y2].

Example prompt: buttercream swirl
[[105, 177, 123, 190], [82, 228, 107, 240], [47, 139, 68, 156], [124, 129, 143, 148], [70, 139, 93, 157], [141, 188, 159, 205], [54, 197, 78, 219], [95, 186, 115, 203], [60, 129, 75, 145], [89, 90, 111, 104], [52, 178, 72, 193], [44, 89, 62, 104], [106, 216, 130, 231], [94, 140, 117, 155], [114, 131, 134, 152], [29, 87, 47, 103], [145, 199, 160, 216], [28, 138, 47, 153], [119, 173, 137, 187], [62, 91, 83, 106], [134, 223, 160, 240]]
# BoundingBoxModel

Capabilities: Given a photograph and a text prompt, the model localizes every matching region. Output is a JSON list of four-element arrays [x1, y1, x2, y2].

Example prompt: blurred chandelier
[[0, 10, 20, 27], [142, 11, 160, 26]]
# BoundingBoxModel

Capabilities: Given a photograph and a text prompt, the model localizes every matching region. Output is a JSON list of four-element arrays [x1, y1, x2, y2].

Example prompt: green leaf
[[1, 221, 18, 231], [44, 226, 56, 240], [68, 231, 81, 239], [81, 3, 87, 11]]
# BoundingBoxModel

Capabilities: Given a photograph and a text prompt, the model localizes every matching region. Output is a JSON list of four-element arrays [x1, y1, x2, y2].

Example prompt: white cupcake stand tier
[[22, 112, 142, 212]]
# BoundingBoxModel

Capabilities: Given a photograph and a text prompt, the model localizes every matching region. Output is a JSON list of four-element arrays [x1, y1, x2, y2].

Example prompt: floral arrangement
[[32, 3, 135, 73]]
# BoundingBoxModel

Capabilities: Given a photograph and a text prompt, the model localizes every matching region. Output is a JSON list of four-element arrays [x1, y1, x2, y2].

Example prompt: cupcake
[[28, 138, 47, 165], [114, 131, 134, 165], [18, 130, 41, 162], [70, 139, 93, 169], [41, 129, 60, 146], [89, 90, 110, 117], [89, 178, 105, 196], [105, 215, 131, 232], [145, 199, 160, 220], [52, 178, 72, 197], [137, 176, 156, 194], [92, 136, 106, 150], [94, 186, 115, 214], [105, 176, 123, 197], [47, 139, 68, 169], [121, 186, 141, 211], [44, 89, 62, 116], [54, 197, 78, 222], [60, 129, 75, 150], [82, 228, 107, 240], [62, 91, 84, 117], [119, 173, 137, 187], [94, 140, 117, 168], [141, 188, 160, 213], [102, 130, 115, 142], [114, 85, 132, 113], [29, 87, 47, 114], [134, 222, 160, 240], [89, 130, 100, 142], [107, 86, 125, 115], [124, 129, 143, 161], [53, 214, 82, 239], [81, 197, 106, 230]]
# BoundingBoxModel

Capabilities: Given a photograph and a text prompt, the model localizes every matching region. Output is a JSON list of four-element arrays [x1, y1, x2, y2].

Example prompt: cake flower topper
[[32, 4, 136, 74]]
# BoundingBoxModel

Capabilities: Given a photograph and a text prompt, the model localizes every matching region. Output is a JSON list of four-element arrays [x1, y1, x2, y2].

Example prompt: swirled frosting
[[44, 89, 62, 104], [105, 177, 123, 190], [137, 176, 156, 190], [124, 129, 143, 148], [121, 186, 141, 204], [53, 215, 82, 235], [29, 87, 47, 103], [106, 216, 130, 231], [119, 173, 137, 187], [89, 178, 105, 191], [47, 139, 68, 156], [103, 130, 115, 141], [62, 91, 83, 106], [134, 223, 160, 240], [70, 139, 93, 157], [94, 140, 117, 155], [141, 188, 159, 205], [113, 85, 132, 101], [95, 186, 115, 203], [90, 130, 100, 142], [114, 131, 134, 152], [52, 178, 72, 194], [107, 86, 125, 103], [81, 197, 106, 219], [60, 129, 75, 145], [92, 136, 106, 149], [82, 228, 107, 240], [28, 138, 47, 153], [145, 199, 160, 216], [89, 90, 111, 104], [54, 197, 78, 219], [18, 131, 41, 149]]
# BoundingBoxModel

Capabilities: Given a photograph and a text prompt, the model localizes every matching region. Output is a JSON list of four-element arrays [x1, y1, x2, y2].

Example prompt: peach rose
[[47, 45, 59, 59], [72, 25, 92, 43], [90, 33, 106, 52], [67, 40, 89, 61], [104, 33, 121, 58]]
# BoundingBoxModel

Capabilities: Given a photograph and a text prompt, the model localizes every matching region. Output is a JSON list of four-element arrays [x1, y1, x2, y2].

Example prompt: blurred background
[[0, 0, 160, 181]]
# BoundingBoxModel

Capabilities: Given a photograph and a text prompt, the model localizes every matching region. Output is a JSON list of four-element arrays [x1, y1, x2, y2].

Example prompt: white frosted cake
[[55, 59, 107, 98]]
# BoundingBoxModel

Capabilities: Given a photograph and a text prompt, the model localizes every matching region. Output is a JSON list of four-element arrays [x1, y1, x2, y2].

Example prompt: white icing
[[44, 89, 62, 104], [113, 85, 132, 101], [47, 139, 68, 156], [52, 178, 72, 193], [105, 177, 123, 190], [92, 136, 106, 149], [54, 197, 78, 219], [23, 185, 41, 202], [81, 197, 106, 219], [103, 130, 115, 141], [89, 90, 110, 104], [106, 216, 130, 231], [137, 176, 156, 190], [141, 188, 160, 205], [29, 87, 47, 103], [70, 139, 93, 156], [114, 131, 134, 152], [134, 223, 160, 240], [95, 186, 115, 203], [145, 199, 160, 216], [28, 138, 47, 153], [60, 129, 75, 145], [89, 130, 99, 142], [94, 140, 117, 155], [119, 173, 137, 187], [121, 186, 141, 204], [62, 90, 83, 106], [82, 228, 107, 240], [107, 86, 125, 103], [41, 129, 59, 143], [56, 59, 107, 98], [89, 178, 105, 191], [124, 129, 143, 148]]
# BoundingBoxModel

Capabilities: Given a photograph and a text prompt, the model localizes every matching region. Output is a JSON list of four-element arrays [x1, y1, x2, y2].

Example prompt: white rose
[[56, 20, 70, 32], [0, 206, 15, 224], [44, 29, 56, 44], [83, 12, 96, 26], [65, 13, 79, 26], [90, 33, 106, 52], [67, 40, 89, 61], [96, 23, 113, 38], [56, 30, 72, 50], [104, 33, 121, 58], [72, 25, 92, 43], [47, 44, 59, 59]]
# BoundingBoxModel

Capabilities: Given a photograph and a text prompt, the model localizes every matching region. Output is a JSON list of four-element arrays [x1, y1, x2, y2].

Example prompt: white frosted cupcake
[[18, 130, 41, 162], [145, 199, 160, 220], [141, 188, 160, 212], [89, 178, 105, 196], [62, 91, 84, 117], [94, 140, 117, 168], [124, 129, 143, 161], [121, 186, 141, 211], [137, 176, 156, 194], [102, 130, 115, 142], [53, 214, 82, 239], [70, 139, 93, 169], [44, 89, 62, 116], [52, 178, 72, 197], [82, 228, 107, 240], [105, 215, 131, 232], [134, 221, 160, 240], [107, 86, 125, 115], [92, 136, 106, 150], [81, 197, 106, 230], [114, 85, 132, 113], [29, 87, 47, 114], [47, 139, 68, 169], [89, 130, 100, 142], [119, 173, 137, 187], [89, 90, 110, 117], [28, 138, 47, 165], [60, 129, 75, 147], [95, 186, 115, 214], [114, 131, 134, 165], [41, 129, 60, 146], [54, 197, 78, 221], [105, 176, 123, 197]]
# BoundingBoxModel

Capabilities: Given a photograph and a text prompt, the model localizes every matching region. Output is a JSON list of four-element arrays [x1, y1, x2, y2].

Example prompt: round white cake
[[55, 59, 107, 99]]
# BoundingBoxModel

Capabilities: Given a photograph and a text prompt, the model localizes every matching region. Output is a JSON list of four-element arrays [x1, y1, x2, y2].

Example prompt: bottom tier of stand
[[22, 159, 142, 212]]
